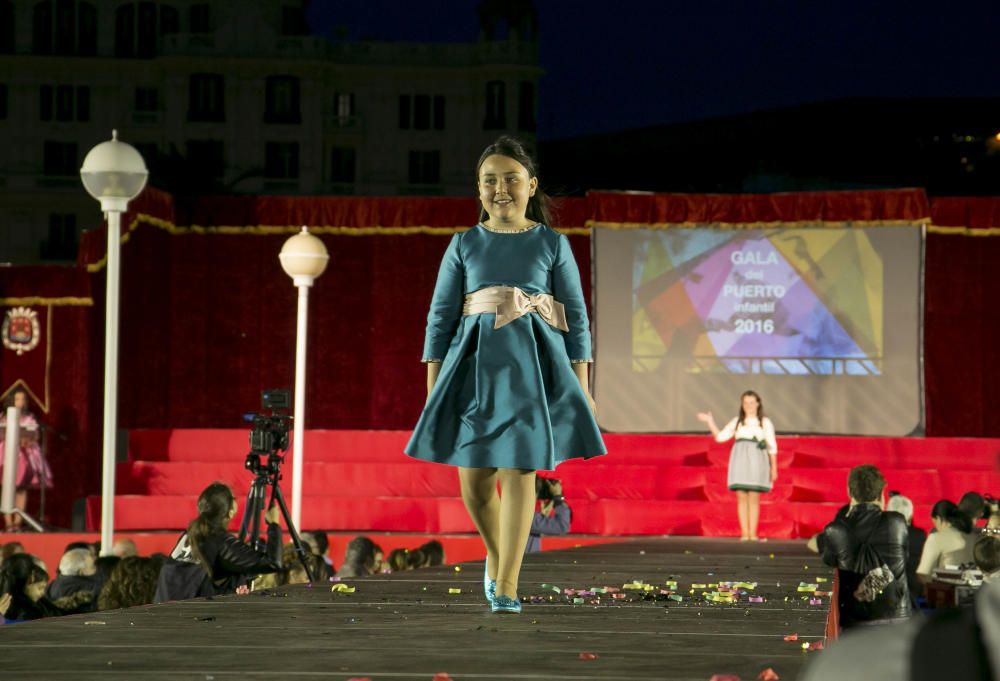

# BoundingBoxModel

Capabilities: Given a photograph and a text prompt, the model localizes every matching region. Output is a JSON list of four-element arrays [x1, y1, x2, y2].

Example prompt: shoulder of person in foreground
[[799, 618, 918, 681]]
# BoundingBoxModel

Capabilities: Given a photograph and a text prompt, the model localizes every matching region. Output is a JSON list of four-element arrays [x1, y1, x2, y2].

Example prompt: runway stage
[[0, 538, 831, 680]]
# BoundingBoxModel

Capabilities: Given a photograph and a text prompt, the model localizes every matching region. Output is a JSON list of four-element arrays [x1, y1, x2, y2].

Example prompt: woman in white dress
[[697, 390, 778, 541]]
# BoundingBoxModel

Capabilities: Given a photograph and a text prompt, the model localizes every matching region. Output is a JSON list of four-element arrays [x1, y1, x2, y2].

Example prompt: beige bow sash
[[463, 286, 569, 332]]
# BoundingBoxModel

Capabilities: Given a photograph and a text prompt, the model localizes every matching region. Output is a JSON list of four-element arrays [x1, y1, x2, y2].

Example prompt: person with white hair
[[112, 538, 138, 558], [45, 547, 98, 606], [887, 493, 927, 599]]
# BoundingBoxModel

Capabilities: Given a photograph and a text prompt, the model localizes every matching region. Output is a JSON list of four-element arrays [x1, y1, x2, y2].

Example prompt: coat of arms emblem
[[2, 307, 41, 355]]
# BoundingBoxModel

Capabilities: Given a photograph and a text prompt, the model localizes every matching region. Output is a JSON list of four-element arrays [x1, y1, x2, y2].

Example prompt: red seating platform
[[86, 430, 1000, 538]]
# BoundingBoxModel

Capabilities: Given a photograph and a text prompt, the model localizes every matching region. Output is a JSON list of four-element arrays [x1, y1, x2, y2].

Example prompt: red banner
[[1, 305, 51, 413]]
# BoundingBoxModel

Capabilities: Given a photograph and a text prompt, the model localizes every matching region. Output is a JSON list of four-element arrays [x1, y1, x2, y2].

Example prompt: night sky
[[306, 0, 1000, 140]]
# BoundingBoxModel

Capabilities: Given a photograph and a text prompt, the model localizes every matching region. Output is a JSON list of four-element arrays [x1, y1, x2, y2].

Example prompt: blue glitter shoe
[[484, 565, 496, 604], [491, 595, 521, 614]]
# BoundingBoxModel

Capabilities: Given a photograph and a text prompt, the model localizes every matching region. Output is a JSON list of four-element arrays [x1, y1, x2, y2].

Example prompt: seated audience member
[[960, 492, 989, 533], [253, 543, 322, 589], [299, 532, 335, 581], [525, 477, 571, 554], [887, 493, 927, 598], [818, 464, 911, 628], [0, 554, 90, 621], [974, 533, 1000, 583], [63, 541, 97, 558], [112, 538, 139, 558], [155, 482, 281, 602], [916, 499, 975, 583], [93, 555, 121, 594], [46, 547, 98, 603], [337, 537, 384, 578], [386, 548, 414, 573], [98, 556, 164, 610], [1, 541, 24, 566], [418, 540, 445, 567]]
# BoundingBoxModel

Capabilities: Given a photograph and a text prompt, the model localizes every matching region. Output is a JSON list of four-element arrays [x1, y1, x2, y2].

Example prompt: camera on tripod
[[244, 389, 292, 476]]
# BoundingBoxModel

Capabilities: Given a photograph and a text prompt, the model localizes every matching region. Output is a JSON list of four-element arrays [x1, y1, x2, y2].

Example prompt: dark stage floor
[[0, 538, 831, 680]]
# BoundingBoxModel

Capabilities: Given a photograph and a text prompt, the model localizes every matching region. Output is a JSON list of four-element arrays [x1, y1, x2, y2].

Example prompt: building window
[[280, 5, 306, 36], [484, 81, 506, 129], [401, 94, 444, 130], [265, 142, 299, 179], [335, 92, 353, 118], [116, 2, 177, 58], [186, 140, 224, 179], [135, 86, 158, 111], [265, 76, 300, 124], [518, 82, 535, 132], [190, 3, 211, 33], [0, 1, 13, 54], [41, 213, 79, 260], [408, 150, 440, 185], [188, 74, 224, 122], [398, 95, 410, 130], [32, 1, 97, 56], [329, 146, 355, 183], [434, 95, 445, 130], [43, 141, 78, 176], [0, 84, 7, 120], [40, 84, 89, 122]]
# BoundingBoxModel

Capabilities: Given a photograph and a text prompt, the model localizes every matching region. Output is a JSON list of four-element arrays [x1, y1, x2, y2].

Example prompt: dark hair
[[386, 548, 411, 572], [186, 482, 235, 578], [418, 540, 445, 567], [974, 536, 1000, 574], [341, 536, 382, 577], [97, 556, 163, 610], [931, 499, 973, 534], [0, 554, 47, 607], [959, 492, 987, 522], [736, 390, 765, 429], [475, 135, 553, 227], [3, 387, 30, 412], [1, 542, 24, 562], [305, 530, 329, 556], [847, 464, 886, 503]]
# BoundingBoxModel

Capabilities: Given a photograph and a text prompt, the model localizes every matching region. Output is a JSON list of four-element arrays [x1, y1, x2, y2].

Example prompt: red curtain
[[13, 188, 1000, 527]]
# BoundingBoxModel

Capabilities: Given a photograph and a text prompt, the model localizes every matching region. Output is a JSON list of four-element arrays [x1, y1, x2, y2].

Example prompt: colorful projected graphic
[[632, 229, 883, 375]]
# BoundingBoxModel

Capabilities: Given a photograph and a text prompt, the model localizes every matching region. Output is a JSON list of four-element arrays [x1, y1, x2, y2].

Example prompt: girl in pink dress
[[1, 388, 53, 531]]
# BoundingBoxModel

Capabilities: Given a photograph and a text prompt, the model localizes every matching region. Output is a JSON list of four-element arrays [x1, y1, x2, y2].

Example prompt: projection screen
[[593, 225, 924, 435]]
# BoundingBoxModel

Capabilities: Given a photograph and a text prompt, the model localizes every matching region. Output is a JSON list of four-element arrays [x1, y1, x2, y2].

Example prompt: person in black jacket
[[820, 464, 911, 629], [155, 482, 282, 602]]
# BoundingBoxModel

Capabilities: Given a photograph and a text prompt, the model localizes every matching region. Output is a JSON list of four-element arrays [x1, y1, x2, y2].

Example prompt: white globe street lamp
[[279, 226, 329, 529], [81, 130, 148, 556]]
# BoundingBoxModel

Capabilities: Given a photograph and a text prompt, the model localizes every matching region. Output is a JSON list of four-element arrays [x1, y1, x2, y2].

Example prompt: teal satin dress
[[404, 224, 607, 471]]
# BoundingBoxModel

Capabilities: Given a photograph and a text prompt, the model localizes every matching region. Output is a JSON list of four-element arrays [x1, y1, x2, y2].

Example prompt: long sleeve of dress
[[551, 234, 593, 362], [422, 233, 465, 362], [715, 418, 737, 443], [763, 418, 778, 455]]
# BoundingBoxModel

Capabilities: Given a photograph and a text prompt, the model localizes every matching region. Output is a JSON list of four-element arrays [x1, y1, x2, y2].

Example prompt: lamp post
[[80, 130, 148, 556], [279, 227, 329, 529]]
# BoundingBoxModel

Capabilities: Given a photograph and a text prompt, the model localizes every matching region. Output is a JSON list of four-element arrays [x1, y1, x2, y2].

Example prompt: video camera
[[243, 389, 292, 477]]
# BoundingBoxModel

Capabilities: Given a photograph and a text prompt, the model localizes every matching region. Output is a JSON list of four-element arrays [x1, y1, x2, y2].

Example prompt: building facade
[[0, 0, 541, 263]]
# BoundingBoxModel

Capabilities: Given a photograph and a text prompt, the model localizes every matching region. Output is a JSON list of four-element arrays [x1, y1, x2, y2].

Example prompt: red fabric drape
[[588, 188, 930, 224], [10, 188, 1000, 526], [0, 267, 96, 527]]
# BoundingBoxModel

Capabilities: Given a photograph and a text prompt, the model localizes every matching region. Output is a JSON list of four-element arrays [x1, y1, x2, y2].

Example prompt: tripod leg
[[271, 483, 316, 583]]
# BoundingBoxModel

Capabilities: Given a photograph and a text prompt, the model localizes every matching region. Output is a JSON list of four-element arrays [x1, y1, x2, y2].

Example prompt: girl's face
[[25, 579, 46, 602], [13, 392, 27, 410], [477, 154, 538, 225], [742, 395, 759, 416]]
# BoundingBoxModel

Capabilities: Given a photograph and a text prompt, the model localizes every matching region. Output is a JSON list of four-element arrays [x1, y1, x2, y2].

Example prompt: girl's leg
[[495, 468, 536, 599], [748, 491, 761, 540], [736, 490, 749, 540], [458, 467, 501, 580], [12, 490, 27, 528]]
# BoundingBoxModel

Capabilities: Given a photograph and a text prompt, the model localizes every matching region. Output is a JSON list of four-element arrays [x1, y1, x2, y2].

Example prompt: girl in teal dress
[[405, 136, 606, 613]]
